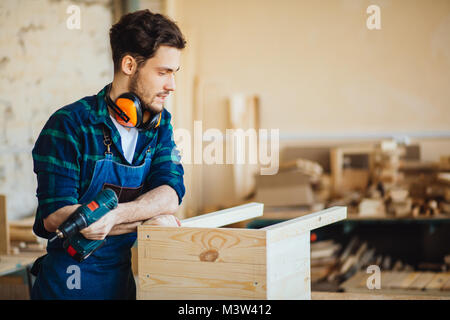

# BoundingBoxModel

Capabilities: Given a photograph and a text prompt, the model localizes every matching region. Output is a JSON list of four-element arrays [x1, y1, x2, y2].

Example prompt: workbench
[[0, 253, 42, 299]]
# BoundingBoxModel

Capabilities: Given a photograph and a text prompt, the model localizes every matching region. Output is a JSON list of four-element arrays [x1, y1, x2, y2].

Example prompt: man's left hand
[[143, 214, 181, 227]]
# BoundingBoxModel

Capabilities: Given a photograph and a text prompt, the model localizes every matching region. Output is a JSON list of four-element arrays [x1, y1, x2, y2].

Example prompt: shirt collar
[[89, 84, 111, 125]]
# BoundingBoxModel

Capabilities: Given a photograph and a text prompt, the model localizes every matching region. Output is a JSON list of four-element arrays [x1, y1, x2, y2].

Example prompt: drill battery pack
[[63, 235, 106, 262]]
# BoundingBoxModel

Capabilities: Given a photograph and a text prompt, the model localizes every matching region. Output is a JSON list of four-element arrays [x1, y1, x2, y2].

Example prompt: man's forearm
[[112, 185, 179, 225], [43, 204, 81, 233], [109, 221, 143, 236]]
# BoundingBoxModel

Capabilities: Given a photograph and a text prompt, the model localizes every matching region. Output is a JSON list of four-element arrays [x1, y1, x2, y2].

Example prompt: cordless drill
[[49, 188, 118, 262]]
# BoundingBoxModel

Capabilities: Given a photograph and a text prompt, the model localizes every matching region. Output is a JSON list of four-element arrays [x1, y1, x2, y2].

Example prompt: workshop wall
[[0, 0, 113, 220], [171, 0, 450, 209], [176, 0, 450, 134]]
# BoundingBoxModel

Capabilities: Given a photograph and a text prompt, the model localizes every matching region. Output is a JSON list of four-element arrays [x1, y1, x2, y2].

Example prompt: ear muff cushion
[[138, 112, 161, 131], [115, 97, 139, 127], [155, 112, 161, 128]]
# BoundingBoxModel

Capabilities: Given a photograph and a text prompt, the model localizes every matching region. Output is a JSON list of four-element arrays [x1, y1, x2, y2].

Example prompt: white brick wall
[[0, 0, 113, 220]]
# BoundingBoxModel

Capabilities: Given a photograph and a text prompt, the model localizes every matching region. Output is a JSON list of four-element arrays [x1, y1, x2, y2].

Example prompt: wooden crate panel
[[267, 232, 310, 299], [138, 227, 267, 299], [137, 205, 347, 300], [139, 258, 267, 299], [138, 227, 266, 265]]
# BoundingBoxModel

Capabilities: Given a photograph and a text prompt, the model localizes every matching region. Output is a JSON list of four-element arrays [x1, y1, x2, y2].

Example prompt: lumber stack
[[438, 172, 450, 215], [253, 158, 324, 208], [388, 188, 412, 218], [398, 153, 450, 218], [358, 198, 385, 218], [330, 145, 373, 198], [315, 234, 450, 294], [310, 239, 341, 283], [8, 217, 44, 254], [373, 140, 406, 188], [319, 237, 418, 285], [330, 142, 450, 219], [326, 237, 376, 283]]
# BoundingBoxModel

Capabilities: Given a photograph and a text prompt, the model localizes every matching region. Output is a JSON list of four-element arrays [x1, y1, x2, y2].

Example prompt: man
[[31, 10, 186, 299]]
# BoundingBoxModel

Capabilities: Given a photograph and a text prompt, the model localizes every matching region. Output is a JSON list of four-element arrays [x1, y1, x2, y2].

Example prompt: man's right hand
[[143, 214, 181, 227]]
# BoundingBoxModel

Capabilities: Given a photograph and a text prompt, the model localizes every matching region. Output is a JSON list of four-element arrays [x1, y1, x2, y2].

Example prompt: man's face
[[129, 45, 181, 116]]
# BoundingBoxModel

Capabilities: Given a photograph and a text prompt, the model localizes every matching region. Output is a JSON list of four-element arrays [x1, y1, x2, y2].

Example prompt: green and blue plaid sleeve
[[145, 110, 185, 204], [32, 110, 81, 238]]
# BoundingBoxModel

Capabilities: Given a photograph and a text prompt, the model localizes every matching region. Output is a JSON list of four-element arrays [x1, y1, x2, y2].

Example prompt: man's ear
[[120, 55, 137, 76]]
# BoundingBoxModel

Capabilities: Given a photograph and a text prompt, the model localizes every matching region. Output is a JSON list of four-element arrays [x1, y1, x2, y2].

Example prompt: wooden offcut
[[137, 204, 346, 300], [8, 217, 38, 243], [0, 195, 9, 255]]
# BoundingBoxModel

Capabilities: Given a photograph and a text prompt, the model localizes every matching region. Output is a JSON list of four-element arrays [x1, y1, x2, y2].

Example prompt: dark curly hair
[[109, 9, 186, 72]]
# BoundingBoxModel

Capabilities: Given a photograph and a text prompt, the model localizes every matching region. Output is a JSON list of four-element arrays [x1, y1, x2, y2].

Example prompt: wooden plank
[[131, 246, 138, 275], [138, 226, 267, 300], [269, 271, 310, 300], [310, 239, 336, 250], [390, 272, 421, 289], [356, 270, 376, 289], [228, 94, 260, 199], [311, 243, 341, 259], [339, 271, 450, 297], [330, 148, 342, 196], [169, 202, 264, 228], [312, 291, 450, 300], [399, 272, 422, 289], [8, 217, 34, 228], [443, 278, 450, 291], [311, 256, 338, 267], [138, 258, 267, 299], [339, 271, 369, 291], [138, 227, 266, 265], [263, 206, 346, 242], [311, 265, 333, 281], [408, 272, 435, 290], [381, 271, 400, 289], [0, 195, 9, 255], [267, 232, 309, 283], [266, 232, 310, 299], [425, 273, 450, 291], [384, 272, 411, 289], [9, 226, 38, 243]]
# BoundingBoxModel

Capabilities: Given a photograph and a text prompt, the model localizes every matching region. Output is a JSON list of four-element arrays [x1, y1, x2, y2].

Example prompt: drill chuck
[[55, 213, 88, 239]]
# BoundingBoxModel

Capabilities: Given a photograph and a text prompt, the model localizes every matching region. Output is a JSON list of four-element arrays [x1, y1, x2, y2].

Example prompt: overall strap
[[102, 126, 113, 156]]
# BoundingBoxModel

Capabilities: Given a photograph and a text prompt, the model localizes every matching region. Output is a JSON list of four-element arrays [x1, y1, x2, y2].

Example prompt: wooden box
[[137, 203, 346, 300]]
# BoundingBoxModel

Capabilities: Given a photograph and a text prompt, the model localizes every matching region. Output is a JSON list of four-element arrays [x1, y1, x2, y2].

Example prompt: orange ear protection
[[105, 84, 161, 131]]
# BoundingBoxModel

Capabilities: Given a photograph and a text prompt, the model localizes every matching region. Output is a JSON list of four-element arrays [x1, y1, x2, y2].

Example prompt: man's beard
[[128, 71, 161, 114]]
